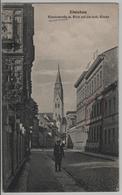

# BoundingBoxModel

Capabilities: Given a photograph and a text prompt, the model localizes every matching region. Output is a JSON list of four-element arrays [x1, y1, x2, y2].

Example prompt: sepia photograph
[[1, 1, 119, 193]]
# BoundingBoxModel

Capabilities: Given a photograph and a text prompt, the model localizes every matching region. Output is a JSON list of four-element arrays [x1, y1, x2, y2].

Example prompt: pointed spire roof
[[55, 64, 62, 84]]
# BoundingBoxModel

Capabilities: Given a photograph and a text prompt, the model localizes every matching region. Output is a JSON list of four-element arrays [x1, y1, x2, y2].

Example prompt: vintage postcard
[[1, 1, 119, 193]]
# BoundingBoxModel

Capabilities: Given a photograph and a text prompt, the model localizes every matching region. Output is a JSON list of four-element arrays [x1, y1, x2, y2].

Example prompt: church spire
[[55, 64, 62, 84], [53, 64, 64, 126]]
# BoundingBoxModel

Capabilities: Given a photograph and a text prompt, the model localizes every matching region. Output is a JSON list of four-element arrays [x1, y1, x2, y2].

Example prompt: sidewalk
[[27, 150, 85, 192], [8, 160, 31, 192], [47, 154, 85, 192]]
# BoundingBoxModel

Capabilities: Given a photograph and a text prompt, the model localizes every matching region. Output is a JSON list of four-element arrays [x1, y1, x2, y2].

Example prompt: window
[[86, 109, 88, 119], [97, 102, 99, 116], [112, 128, 115, 142], [92, 80, 93, 94], [94, 77, 96, 91], [89, 83, 91, 95], [94, 127, 96, 142], [113, 97, 116, 112], [105, 129, 107, 144], [85, 86, 87, 98], [93, 105, 95, 118], [55, 103, 57, 108], [83, 87, 85, 99], [97, 74, 99, 88], [88, 127, 90, 141], [105, 101, 107, 115], [100, 70, 102, 86], [94, 104, 96, 117], [91, 108, 93, 118], [108, 129, 111, 144], [87, 84, 89, 97], [92, 128, 94, 142], [109, 99, 112, 113], [100, 101, 102, 115], [112, 128, 115, 136], [58, 103, 60, 108], [91, 128, 93, 142], [97, 126, 99, 141], [99, 126, 102, 140]]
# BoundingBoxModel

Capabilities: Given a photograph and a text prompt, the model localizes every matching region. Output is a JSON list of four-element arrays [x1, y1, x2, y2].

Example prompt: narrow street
[[11, 149, 119, 192]]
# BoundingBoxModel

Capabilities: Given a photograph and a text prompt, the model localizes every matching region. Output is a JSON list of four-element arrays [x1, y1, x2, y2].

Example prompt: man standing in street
[[53, 139, 64, 172]]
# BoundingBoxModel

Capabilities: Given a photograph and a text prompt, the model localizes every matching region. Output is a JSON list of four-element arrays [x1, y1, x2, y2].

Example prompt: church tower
[[53, 65, 64, 132]]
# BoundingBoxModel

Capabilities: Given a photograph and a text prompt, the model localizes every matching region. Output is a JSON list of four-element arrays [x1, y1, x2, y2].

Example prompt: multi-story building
[[85, 47, 118, 153], [101, 81, 118, 155], [85, 56, 104, 152], [74, 71, 88, 150], [2, 3, 35, 191]]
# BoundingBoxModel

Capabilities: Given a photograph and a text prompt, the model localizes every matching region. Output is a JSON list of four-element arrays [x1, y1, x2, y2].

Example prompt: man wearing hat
[[53, 139, 64, 172]]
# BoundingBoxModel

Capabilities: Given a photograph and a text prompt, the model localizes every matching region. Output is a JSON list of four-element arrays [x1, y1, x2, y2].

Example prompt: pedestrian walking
[[53, 139, 64, 172]]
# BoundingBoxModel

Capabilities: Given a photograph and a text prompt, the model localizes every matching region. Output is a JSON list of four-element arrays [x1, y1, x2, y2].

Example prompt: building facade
[[85, 55, 104, 152], [72, 47, 118, 155], [101, 81, 118, 155], [85, 47, 118, 154], [2, 4, 35, 191], [74, 71, 88, 150]]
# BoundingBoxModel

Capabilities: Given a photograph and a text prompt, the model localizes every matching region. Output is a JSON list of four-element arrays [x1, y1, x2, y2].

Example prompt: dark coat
[[54, 144, 64, 162]]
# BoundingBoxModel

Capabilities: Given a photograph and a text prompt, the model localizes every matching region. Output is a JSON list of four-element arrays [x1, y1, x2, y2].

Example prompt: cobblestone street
[[46, 149, 119, 192], [10, 149, 119, 192]]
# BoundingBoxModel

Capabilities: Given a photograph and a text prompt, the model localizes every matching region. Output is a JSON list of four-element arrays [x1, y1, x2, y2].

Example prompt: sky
[[32, 3, 118, 114]]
